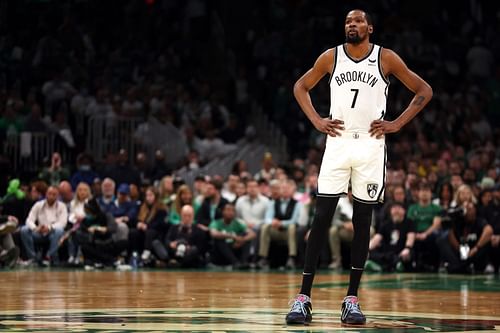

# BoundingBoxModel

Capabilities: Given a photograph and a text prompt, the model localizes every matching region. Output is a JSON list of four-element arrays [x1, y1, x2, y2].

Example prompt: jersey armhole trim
[[378, 46, 390, 85], [328, 47, 338, 85]]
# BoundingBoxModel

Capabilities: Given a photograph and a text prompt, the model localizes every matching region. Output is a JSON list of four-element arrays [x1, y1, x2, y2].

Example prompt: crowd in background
[[0, 1, 500, 273]]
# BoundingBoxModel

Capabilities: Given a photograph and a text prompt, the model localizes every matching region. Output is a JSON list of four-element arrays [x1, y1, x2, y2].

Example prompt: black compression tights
[[300, 197, 374, 298]]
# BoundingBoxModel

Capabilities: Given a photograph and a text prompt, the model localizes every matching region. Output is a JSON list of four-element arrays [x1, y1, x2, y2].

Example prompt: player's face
[[345, 11, 372, 44]]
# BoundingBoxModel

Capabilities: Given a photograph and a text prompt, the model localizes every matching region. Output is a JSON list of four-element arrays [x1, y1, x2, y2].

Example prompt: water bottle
[[130, 251, 139, 269]]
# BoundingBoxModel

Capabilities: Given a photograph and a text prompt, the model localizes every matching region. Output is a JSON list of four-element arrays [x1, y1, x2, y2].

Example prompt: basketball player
[[286, 9, 432, 325]]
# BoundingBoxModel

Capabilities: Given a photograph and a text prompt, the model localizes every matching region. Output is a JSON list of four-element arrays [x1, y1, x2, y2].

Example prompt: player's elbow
[[423, 83, 433, 100]]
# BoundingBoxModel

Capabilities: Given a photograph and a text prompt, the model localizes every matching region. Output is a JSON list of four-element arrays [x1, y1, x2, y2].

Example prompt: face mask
[[79, 165, 91, 171]]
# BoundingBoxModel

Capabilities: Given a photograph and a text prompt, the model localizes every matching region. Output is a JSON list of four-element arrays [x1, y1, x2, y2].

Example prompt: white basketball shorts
[[317, 132, 386, 203]]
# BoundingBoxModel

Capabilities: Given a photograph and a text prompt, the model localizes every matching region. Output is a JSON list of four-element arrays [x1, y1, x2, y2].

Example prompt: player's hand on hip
[[369, 120, 400, 138], [314, 117, 344, 137]]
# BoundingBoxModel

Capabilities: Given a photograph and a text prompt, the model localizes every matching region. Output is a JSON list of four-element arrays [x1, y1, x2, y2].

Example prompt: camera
[[440, 206, 465, 229]]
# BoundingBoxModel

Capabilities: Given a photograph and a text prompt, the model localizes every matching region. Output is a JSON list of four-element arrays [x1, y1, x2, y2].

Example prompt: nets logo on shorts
[[367, 183, 378, 198]]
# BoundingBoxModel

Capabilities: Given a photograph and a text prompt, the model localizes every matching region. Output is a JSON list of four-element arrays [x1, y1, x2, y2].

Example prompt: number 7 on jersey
[[350, 88, 359, 108]]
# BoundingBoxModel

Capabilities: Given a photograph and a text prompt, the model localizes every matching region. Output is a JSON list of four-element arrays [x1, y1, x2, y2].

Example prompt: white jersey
[[329, 43, 389, 134]]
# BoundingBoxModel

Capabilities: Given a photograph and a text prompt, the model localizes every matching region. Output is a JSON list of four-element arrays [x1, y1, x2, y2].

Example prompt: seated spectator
[[196, 178, 229, 230], [30, 180, 48, 203], [97, 178, 117, 213], [221, 174, 240, 202], [62, 182, 92, 265], [235, 178, 270, 262], [58, 180, 74, 208], [365, 203, 415, 272], [159, 175, 175, 207], [112, 183, 138, 226], [70, 153, 98, 190], [407, 182, 443, 271], [209, 203, 256, 269], [76, 198, 127, 269], [152, 205, 208, 268], [258, 179, 300, 269], [39, 152, 70, 186], [169, 185, 199, 225], [129, 186, 168, 265], [0, 215, 20, 268], [20, 186, 67, 266], [437, 200, 492, 273]]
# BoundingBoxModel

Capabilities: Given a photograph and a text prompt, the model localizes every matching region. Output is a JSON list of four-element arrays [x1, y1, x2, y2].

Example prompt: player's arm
[[293, 49, 345, 137], [370, 48, 433, 138]]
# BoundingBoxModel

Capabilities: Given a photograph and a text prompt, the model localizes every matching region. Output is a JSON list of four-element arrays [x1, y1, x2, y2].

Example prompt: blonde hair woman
[[66, 182, 92, 264], [169, 185, 199, 225]]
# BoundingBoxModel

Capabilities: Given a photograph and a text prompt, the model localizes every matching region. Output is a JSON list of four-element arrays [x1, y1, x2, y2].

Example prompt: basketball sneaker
[[285, 294, 312, 325], [341, 296, 366, 324]]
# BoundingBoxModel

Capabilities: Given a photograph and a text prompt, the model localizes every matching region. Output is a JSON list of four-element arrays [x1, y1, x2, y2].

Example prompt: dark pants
[[369, 248, 414, 272], [413, 231, 442, 271], [211, 239, 251, 266], [437, 237, 489, 273], [76, 230, 126, 266], [151, 239, 202, 268], [128, 228, 162, 254]]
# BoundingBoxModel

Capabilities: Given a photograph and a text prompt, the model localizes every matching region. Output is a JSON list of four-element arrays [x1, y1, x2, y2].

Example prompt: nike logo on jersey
[[368, 59, 376, 63]]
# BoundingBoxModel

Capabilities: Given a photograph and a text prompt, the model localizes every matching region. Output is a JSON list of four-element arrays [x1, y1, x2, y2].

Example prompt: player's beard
[[346, 32, 363, 44]]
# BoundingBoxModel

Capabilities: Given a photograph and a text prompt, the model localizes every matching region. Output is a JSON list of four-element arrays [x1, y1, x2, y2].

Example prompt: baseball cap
[[117, 183, 130, 195]]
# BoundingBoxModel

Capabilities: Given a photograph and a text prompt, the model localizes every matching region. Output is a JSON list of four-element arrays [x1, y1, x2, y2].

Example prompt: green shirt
[[407, 203, 442, 233], [209, 218, 247, 242]]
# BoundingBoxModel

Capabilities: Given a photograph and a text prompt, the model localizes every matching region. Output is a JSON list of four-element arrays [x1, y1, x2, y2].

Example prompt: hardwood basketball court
[[1, 269, 499, 331]]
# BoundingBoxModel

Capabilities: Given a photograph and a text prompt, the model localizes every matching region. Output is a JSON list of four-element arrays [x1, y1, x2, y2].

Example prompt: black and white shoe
[[285, 294, 312, 325], [341, 296, 366, 324]]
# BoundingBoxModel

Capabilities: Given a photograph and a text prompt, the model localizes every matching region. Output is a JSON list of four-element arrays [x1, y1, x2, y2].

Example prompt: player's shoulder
[[379, 46, 399, 60]]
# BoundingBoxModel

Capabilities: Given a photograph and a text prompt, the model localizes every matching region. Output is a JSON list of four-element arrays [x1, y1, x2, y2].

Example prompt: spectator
[[365, 203, 415, 272], [221, 174, 240, 202], [254, 152, 276, 181], [258, 179, 300, 269], [76, 198, 126, 269], [235, 179, 270, 262], [97, 178, 117, 214], [159, 175, 175, 207], [407, 182, 443, 271], [150, 150, 171, 183], [169, 185, 199, 225], [70, 153, 98, 190], [438, 200, 493, 273], [112, 183, 138, 228], [20, 186, 67, 266], [152, 205, 208, 268], [58, 180, 73, 208], [129, 186, 168, 265], [196, 178, 229, 230], [39, 152, 71, 186], [0, 215, 20, 268], [63, 182, 92, 265], [209, 203, 256, 269]]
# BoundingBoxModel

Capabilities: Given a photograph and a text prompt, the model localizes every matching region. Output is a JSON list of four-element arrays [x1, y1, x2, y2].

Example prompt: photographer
[[438, 190, 493, 273]]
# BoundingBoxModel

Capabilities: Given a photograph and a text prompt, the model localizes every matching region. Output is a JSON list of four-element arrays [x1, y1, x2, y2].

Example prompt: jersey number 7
[[350, 89, 359, 108]]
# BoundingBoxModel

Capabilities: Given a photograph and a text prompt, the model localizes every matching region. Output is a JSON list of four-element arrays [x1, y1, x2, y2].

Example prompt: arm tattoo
[[413, 96, 425, 106]]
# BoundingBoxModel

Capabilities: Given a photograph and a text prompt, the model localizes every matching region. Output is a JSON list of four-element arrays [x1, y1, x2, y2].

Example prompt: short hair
[[209, 178, 223, 191], [349, 9, 373, 25]]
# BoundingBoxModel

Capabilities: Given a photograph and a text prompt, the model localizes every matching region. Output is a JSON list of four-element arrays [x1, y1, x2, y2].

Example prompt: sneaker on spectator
[[341, 296, 366, 325], [286, 257, 296, 269], [364, 260, 382, 272], [19, 259, 35, 268], [395, 261, 405, 273], [328, 260, 342, 270], [285, 294, 312, 325], [257, 258, 269, 269], [484, 264, 495, 274], [0, 248, 19, 269], [141, 250, 151, 262], [0, 220, 17, 235], [39, 257, 51, 268], [67, 256, 75, 265]]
